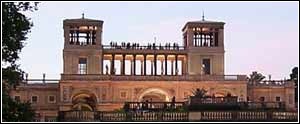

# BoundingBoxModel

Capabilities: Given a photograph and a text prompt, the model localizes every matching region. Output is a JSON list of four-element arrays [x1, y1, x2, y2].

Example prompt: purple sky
[[18, 2, 299, 80]]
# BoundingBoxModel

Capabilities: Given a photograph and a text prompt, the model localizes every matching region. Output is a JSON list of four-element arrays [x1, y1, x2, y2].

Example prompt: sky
[[17, 1, 299, 80]]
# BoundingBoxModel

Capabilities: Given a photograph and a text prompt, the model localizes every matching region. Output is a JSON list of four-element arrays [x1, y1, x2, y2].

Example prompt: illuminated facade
[[9, 17, 296, 121]]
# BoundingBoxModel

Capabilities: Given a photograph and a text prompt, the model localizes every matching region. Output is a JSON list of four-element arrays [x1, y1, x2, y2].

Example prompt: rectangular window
[[102, 94, 106, 100], [14, 96, 20, 101], [184, 92, 189, 99], [78, 58, 87, 74], [260, 97, 265, 102], [48, 95, 56, 103], [289, 94, 293, 104], [31, 96, 38, 103], [202, 59, 211, 75], [120, 92, 127, 98], [276, 96, 281, 102]]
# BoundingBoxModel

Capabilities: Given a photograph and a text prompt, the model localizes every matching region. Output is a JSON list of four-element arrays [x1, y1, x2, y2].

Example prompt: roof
[[182, 19, 225, 31], [15, 82, 59, 90], [63, 17, 104, 25]]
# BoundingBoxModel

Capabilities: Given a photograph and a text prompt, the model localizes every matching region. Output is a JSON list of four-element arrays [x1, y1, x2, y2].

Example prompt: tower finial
[[202, 10, 205, 21], [82, 12, 85, 19]]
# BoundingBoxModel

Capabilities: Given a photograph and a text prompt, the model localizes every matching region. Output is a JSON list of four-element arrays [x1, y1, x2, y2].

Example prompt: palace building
[[9, 16, 296, 121]]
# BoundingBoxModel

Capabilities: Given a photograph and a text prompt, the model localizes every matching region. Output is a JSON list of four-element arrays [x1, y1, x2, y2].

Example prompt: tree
[[290, 67, 298, 84], [192, 88, 208, 98], [248, 71, 265, 84], [289, 67, 298, 106], [2, 89, 35, 121], [2, 2, 38, 122]]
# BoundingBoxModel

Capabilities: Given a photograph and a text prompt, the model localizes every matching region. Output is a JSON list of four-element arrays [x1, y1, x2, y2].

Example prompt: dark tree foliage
[[2, 2, 38, 122], [289, 67, 298, 105], [248, 71, 265, 83], [192, 88, 208, 98], [290, 67, 298, 85]]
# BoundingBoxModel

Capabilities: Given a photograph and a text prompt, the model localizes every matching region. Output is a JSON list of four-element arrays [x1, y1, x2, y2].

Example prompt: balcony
[[60, 74, 247, 81], [102, 45, 187, 54], [248, 80, 294, 87], [102, 45, 186, 51]]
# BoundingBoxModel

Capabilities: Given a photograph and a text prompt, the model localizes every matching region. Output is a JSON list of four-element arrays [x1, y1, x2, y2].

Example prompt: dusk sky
[[18, 1, 299, 80]]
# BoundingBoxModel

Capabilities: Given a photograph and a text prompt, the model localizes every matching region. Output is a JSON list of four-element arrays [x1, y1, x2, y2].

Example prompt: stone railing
[[59, 111, 189, 122], [102, 45, 186, 51], [58, 111, 297, 122], [60, 74, 247, 81], [189, 111, 298, 121], [31, 105, 59, 111], [125, 102, 186, 112], [248, 80, 294, 87], [17, 80, 59, 89], [238, 102, 286, 110], [21, 79, 60, 84]]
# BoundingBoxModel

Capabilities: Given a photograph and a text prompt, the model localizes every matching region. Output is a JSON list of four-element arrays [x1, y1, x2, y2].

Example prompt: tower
[[62, 16, 104, 74], [182, 17, 225, 75]]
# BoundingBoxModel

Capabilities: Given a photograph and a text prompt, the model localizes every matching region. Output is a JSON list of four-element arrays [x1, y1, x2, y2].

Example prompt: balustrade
[[60, 74, 247, 81], [59, 111, 297, 122]]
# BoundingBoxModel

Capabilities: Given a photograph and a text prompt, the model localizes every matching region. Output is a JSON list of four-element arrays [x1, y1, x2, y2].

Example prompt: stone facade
[[9, 16, 296, 121]]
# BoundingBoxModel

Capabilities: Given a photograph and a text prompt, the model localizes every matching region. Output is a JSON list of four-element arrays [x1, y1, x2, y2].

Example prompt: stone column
[[187, 28, 193, 47], [111, 54, 115, 75], [161, 60, 164, 75], [131, 60, 134, 75], [154, 54, 157, 76], [213, 29, 216, 47], [101, 54, 103, 74], [171, 60, 174, 75], [96, 25, 102, 46], [165, 54, 168, 75], [175, 55, 178, 75], [182, 58, 186, 75], [121, 54, 125, 75], [144, 54, 147, 75], [151, 60, 153, 75], [200, 29, 203, 47], [219, 28, 224, 47], [133, 54, 136, 75], [63, 25, 70, 47], [141, 60, 143, 75]]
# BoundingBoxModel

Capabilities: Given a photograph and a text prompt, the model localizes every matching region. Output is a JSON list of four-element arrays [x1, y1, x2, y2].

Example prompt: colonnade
[[103, 54, 186, 76]]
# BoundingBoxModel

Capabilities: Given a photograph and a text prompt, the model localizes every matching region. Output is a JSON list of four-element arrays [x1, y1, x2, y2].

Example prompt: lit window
[[78, 58, 87, 74], [202, 28, 209, 32]]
